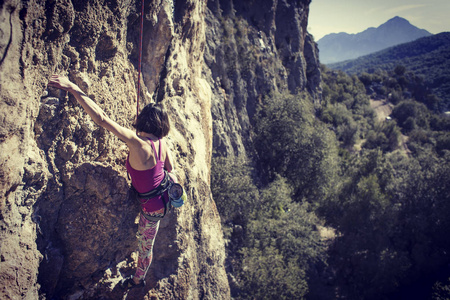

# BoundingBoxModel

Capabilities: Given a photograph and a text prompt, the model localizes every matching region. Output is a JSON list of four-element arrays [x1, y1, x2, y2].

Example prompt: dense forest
[[211, 63, 450, 299], [329, 32, 450, 112]]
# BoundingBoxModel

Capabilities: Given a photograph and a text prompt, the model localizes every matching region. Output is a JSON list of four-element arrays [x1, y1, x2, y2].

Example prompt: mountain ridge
[[317, 16, 432, 64]]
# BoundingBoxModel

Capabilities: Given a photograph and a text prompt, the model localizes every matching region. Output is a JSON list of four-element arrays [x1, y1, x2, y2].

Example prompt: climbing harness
[[135, 170, 186, 221]]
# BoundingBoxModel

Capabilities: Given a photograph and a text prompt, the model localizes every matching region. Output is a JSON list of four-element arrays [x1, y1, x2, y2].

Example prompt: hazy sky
[[308, 0, 450, 40]]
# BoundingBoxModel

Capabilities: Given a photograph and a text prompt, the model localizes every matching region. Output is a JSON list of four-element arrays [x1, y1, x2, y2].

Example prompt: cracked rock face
[[0, 0, 319, 299]]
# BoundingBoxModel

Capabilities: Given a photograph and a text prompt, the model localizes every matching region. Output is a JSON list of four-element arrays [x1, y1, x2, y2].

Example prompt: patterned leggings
[[134, 208, 165, 281]]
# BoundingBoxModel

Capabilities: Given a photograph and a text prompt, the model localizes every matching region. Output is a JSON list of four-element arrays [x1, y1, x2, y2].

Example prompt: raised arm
[[48, 75, 140, 147]]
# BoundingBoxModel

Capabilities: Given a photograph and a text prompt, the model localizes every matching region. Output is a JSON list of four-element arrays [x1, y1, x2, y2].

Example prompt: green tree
[[394, 65, 406, 76], [211, 154, 259, 227], [253, 91, 339, 203], [392, 100, 430, 132], [238, 177, 326, 300], [363, 121, 401, 152]]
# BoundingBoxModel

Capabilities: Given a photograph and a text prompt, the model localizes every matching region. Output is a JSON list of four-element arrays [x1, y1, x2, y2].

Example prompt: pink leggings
[[134, 208, 164, 281]]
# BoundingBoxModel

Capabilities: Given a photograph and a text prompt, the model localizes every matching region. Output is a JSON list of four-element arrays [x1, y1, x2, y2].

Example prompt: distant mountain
[[329, 32, 450, 111], [317, 16, 432, 64]]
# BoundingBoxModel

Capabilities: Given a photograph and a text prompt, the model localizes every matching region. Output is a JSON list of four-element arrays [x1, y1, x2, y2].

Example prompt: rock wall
[[0, 0, 320, 299], [204, 0, 321, 157], [0, 0, 228, 299]]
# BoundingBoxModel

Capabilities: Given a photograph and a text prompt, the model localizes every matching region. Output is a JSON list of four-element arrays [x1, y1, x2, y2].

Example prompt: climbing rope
[[136, 0, 145, 122]]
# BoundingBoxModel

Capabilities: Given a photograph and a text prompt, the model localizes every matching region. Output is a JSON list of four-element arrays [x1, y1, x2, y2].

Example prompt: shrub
[[392, 100, 430, 132], [363, 122, 401, 152], [253, 90, 339, 203]]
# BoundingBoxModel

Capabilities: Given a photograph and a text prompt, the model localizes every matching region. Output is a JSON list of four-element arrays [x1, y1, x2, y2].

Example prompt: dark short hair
[[133, 103, 170, 138]]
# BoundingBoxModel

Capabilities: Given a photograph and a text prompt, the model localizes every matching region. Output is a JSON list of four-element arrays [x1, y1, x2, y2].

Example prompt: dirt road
[[369, 99, 411, 155], [370, 99, 393, 121]]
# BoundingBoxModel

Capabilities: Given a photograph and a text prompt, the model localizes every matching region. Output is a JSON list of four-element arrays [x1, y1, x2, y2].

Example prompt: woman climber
[[48, 74, 174, 288]]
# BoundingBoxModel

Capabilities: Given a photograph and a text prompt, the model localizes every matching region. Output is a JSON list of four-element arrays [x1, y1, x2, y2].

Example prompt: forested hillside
[[330, 32, 450, 111], [211, 62, 450, 299]]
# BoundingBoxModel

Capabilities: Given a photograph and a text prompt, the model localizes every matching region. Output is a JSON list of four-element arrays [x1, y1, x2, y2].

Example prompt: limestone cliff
[[1, 0, 227, 299], [0, 0, 320, 299]]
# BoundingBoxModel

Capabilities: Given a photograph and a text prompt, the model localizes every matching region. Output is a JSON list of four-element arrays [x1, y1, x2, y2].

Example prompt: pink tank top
[[126, 138, 166, 212]]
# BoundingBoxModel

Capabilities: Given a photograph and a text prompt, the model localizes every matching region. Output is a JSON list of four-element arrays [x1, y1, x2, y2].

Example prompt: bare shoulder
[[126, 134, 152, 152]]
